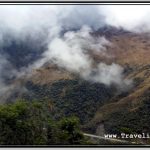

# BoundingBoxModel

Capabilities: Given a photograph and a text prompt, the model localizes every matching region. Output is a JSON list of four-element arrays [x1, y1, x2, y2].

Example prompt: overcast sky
[[0, 5, 148, 96], [0, 5, 150, 34]]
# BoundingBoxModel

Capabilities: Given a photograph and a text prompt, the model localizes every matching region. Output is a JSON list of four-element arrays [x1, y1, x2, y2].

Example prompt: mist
[[43, 25, 131, 87], [0, 5, 149, 97]]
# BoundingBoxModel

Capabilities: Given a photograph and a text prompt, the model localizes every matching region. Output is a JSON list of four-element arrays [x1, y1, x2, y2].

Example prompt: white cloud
[[42, 26, 131, 87], [102, 5, 150, 32], [0, 5, 146, 97]]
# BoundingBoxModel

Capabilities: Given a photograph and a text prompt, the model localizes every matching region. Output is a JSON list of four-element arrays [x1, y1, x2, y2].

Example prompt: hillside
[[29, 30, 150, 144], [2, 27, 150, 145], [84, 30, 150, 144]]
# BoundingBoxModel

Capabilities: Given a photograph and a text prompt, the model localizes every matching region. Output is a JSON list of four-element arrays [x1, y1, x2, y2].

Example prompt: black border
[[0, 1, 150, 148]]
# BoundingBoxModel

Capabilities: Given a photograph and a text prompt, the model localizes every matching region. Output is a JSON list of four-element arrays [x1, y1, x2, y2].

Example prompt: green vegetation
[[104, 89, 150, 138], [24, 79, 115, 124], [0, 100, 88, 145], [3, 64, 149, 145]]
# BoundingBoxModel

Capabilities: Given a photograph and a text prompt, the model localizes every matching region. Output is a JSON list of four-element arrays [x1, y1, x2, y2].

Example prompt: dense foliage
[[0, 100, 88, 145], [104, 89, 150, 138], [24, 79, 115, 124]]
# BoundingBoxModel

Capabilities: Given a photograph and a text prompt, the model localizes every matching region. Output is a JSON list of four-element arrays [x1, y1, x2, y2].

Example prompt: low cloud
[[41, 26, 132, 88], [0, 5, 147, 98]]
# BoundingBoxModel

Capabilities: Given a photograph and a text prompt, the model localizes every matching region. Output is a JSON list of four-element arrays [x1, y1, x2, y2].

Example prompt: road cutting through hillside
[[83, 133, 138, 145]]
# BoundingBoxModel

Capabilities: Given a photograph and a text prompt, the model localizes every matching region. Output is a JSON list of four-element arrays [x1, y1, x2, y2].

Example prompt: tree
[[0, 100, 47, 145], [0, 100, 88, 145], [57, 116, 84, 144]]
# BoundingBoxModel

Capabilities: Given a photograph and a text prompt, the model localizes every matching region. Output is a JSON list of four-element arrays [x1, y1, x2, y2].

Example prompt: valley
[[2, 27, 149, 145]]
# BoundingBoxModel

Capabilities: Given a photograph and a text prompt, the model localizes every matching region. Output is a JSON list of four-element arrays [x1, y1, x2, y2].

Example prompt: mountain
[[84, 28, 150, 143], [92, 25, 132, 38], [1, 26, 150, 144]]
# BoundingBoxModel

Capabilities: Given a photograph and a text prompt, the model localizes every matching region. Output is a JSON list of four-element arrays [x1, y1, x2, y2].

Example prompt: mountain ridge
[[1, 26, 150, 144]]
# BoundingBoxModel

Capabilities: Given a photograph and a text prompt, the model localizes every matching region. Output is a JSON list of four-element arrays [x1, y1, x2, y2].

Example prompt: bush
[[0, 100, 87, 145]]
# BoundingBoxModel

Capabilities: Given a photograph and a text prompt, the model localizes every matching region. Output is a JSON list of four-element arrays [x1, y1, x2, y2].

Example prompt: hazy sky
[[0, 5, 148, 97], [0, 5, 150, 33]]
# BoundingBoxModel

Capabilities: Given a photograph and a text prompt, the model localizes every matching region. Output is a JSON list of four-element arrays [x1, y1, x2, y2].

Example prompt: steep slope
[[85, 31, 150, 144], [3, 27, 150, 144]]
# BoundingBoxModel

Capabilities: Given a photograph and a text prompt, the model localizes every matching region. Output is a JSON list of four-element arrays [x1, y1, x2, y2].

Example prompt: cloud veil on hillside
[[0, 5, 150, 96]]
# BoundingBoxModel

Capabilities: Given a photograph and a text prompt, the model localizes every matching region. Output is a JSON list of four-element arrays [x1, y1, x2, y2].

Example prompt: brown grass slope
[[86, 32, 150, 135], [11, 29, 150, 138], [25, 31, 150, 128]]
